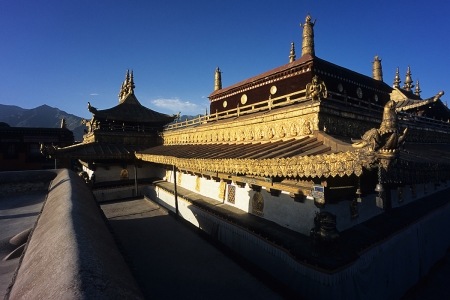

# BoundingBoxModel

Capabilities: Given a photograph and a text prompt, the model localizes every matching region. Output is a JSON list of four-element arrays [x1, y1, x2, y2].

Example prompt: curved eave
[[135, 150, 369, 178]]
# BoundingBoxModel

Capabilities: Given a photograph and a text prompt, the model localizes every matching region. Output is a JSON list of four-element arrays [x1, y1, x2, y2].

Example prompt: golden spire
[[372, 55, 383, 81], [414, 80, 422, 97], [119, 69, 135, 103], [402, 66, 414, 91], [393, 67, 401, 88], [214, 67, 222, 91], [289, 42, 296, 63], [129, 70, 135, 94], [300, 14, 316, 56]]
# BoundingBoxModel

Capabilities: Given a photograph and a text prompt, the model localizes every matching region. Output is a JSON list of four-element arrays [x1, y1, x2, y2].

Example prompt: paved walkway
[[101, 198, 285, 300], [0, 192, 47, 299]]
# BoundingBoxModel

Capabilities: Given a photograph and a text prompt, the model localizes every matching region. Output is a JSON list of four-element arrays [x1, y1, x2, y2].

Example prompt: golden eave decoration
[[136, 150, 372, 179]]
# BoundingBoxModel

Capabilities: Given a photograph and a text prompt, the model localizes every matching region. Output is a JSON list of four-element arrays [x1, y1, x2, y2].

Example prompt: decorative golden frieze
[[162, 104, 320, 145], [136, 150, 372, 179]]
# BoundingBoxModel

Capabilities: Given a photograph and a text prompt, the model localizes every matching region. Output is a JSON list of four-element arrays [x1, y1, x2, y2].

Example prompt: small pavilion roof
[[89, 94, 175, 125]]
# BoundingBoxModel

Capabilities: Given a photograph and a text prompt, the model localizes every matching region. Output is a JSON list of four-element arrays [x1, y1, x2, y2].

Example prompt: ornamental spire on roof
[[300, 14, 316, 57], [289, 42, 296, 63], [119, 69, 135, 103], [372, 55, 383, 81], [402, 66, 414, 91], [393, 67, 401, 88], [214, 67, 222, 91], [415, 80, 422, 97]]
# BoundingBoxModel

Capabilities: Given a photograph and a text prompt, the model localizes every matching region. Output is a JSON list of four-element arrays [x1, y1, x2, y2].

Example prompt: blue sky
[[1, 0, 449, 119]]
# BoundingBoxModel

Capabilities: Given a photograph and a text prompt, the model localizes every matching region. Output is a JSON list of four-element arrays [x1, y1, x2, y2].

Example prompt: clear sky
[[1, 0, 449, 119]]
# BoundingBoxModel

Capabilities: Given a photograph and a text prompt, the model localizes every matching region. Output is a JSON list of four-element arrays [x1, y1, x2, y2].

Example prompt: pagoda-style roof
[[89, 93, 175, 125]]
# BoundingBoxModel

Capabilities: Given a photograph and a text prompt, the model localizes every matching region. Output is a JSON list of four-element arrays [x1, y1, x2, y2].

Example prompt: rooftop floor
[[101, 198, 286, 299]]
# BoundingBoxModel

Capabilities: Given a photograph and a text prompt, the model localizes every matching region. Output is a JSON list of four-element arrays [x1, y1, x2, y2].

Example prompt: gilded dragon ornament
[[352, 100, 407, 159]]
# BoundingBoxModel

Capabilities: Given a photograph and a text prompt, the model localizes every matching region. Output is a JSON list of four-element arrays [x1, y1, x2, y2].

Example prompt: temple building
[[42, 70, 176, 187], [45, 14, 450, 299]]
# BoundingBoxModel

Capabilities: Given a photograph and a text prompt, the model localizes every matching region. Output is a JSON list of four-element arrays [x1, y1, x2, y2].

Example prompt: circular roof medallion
[[270, 85, 277, 95], [356, 87, 363, 99], [241, 94, 247, 105], [337, 83, 343, 93], [374, 94, 378, 102], [223, 100, 227, 108]]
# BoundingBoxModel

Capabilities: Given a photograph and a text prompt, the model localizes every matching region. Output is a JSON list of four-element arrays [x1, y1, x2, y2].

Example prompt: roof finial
[[414, 79, 422, 97], [300, 13, 316, 57], [372, 55, 383, 81], [60, 118, 66, 129], [393, 67, 401, 88], [129, 70, 135, 94], [289, 42, 296, 63], [119, 70, 135, 103], [402, 66, 414, 91], [214, 67, 222, 91]]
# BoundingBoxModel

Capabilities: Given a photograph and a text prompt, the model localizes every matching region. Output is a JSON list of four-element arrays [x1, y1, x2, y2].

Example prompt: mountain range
[[0, 104, 86, 141], [0, 104, 198, 141]]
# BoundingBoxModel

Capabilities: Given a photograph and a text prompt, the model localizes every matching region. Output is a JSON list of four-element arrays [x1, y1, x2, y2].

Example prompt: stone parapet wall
[[6, 169, 144, 300]]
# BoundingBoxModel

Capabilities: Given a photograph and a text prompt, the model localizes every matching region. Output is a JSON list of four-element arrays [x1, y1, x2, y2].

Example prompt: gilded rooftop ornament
[[414, 80, 422, 96], [214, 67, 222, 91], [393, 67, 401, 88], [306, 75, 327, 101], [352, 100, 407, 158], [118, 69, 135, 103], [289, 42, 296, 63], [300, 14, 316, 56], [402, 66, 414, 91], [372, 55, 383, 81]]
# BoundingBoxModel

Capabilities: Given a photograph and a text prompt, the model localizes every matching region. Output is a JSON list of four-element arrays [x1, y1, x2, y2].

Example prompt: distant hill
[[0, 105, 203, 141], [0, 104, 85, 141]]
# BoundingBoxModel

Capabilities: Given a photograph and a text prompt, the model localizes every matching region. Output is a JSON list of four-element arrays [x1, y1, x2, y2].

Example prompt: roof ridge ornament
[[393, 67, 401, 88], [414, 80, 422, 97], [372, 55, 383, 81], [119, 69, 135, 103], [289, 42, 296, 63], [402, 66, 414, 91], [300, 13, 316, 57]]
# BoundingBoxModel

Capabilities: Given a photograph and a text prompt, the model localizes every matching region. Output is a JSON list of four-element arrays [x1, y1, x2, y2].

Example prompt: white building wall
[[260, 189, 317, 234], [146, 167, 450, 235], [224, 184, 251, 212]]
